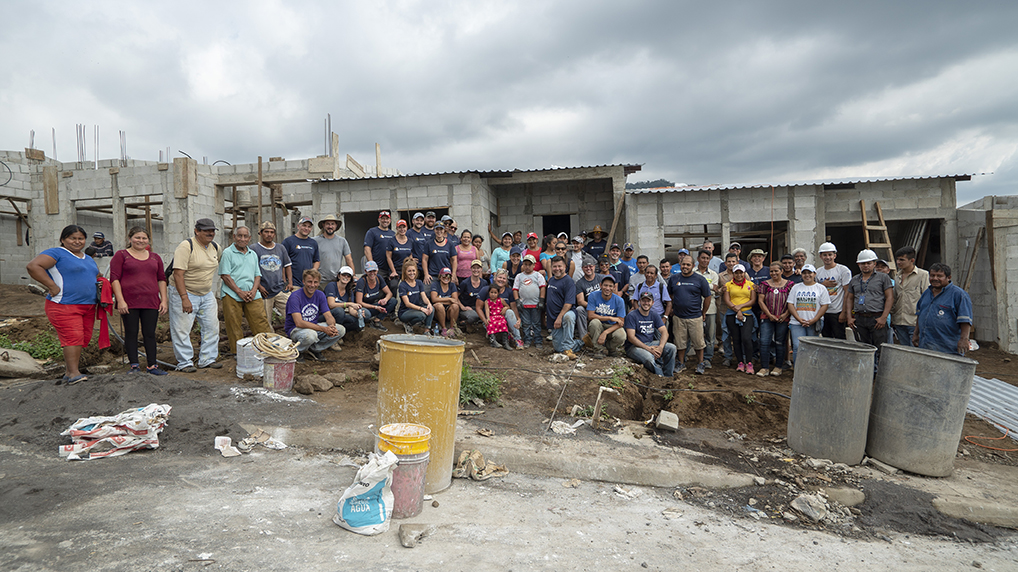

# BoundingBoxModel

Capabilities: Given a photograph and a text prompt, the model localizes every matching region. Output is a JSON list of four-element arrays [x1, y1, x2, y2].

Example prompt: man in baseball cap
[[624, 289, 677, 377], [283, 215, 320, 289], [363, 210, 394, 274], [620, 242, 638, 275], [85, 230, 114, 261]]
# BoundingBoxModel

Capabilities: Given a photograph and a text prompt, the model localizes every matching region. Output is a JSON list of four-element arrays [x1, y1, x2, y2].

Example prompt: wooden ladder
[[860, 200, 896, 271]]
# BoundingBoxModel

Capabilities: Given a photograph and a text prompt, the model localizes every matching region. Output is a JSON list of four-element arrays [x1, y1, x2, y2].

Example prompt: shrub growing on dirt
[[0, 331, 62, 361], [460, 365, 502, 405]]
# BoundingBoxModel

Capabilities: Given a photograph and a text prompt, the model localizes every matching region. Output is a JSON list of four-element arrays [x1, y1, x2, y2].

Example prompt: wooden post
[[375, 143, 382, 177], [257, 156, 263, 227], [144, 195, 152, 239], [231, 186, 237, 233], [605, 192, 626, 246], [962, 226, 984, 291]]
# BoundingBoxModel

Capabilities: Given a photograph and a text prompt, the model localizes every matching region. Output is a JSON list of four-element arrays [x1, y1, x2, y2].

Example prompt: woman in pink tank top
[[455, 229, 479, 280]]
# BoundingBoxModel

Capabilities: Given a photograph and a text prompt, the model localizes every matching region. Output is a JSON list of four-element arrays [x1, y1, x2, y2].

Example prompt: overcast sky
[[2, 1, 1016, 205]]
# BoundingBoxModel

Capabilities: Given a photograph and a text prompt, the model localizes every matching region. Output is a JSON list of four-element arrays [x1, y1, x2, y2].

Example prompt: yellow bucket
[[377, 423, 431, 456]]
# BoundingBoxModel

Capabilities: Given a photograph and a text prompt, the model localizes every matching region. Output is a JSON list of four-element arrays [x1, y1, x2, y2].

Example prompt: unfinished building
[[2, 146, 1014, 350]]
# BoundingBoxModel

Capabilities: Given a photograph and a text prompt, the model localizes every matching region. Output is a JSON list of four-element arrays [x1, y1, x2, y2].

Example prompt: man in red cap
[[363, 210, 394, 273]]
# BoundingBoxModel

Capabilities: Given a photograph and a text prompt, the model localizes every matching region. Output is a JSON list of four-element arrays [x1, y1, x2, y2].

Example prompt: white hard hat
[[818, 242, 837, 254], [856, 249, 878, 264]]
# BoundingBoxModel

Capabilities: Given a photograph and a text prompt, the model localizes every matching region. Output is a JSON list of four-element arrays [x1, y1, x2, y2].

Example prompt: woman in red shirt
[[110, 227, 169, 375]]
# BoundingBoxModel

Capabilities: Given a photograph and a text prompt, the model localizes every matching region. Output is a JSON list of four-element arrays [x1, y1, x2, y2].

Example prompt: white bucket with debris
[[236, 337, 263, 379]]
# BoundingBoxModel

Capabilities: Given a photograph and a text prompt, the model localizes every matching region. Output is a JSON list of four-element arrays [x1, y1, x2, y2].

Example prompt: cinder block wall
[[0, 151, 40, 283], [491, 178, 614, 241], [957, 209, 995, 343]]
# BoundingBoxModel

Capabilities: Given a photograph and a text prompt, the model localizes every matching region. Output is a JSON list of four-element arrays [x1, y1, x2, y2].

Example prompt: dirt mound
[[664, 390, 789, 438], [0, 373, 326, 457]]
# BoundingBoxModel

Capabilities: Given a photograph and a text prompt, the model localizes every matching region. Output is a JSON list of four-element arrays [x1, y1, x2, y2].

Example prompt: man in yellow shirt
[[169, 218, 223, 373]]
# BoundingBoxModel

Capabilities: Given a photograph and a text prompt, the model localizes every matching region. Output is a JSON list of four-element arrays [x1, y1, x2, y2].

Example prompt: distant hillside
[[625, 178, 675, 190]]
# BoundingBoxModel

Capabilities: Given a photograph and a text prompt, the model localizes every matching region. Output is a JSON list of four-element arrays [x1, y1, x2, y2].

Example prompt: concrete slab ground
[[3, 444, 1017, 572]]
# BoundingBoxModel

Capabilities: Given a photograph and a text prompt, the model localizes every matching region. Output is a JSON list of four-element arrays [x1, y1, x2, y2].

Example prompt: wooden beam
[[144, 194, 152, 239], [257, 156, 263, 227], [605, 192, 626, 246], [43, 166, 59, 214], [987, 210, 996, 290], [963, 226, 984, 291]]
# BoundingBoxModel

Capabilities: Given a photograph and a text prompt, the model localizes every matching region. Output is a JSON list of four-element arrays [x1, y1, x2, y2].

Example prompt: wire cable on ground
[[965, 419, 1018, 452]]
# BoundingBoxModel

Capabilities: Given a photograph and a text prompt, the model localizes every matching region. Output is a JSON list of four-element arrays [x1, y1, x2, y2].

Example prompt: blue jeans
[[626, 342, 677, 377], [363, 298, 397, 322], [893, 324, 915, 346], [502, 309, 522, 342], [519, 306, 541, 346], [551, 311, 579, 353], [399, 310, 435, 329], [168, 289, 219, 369], [329, 306, 364, 332], [759, 319, 789, 369], [722, 313, 733, 360], [290, 326, 343, 353], [789, 322, 819, 364]]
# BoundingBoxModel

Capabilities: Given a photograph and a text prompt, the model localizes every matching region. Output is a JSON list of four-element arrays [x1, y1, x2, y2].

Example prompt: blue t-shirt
[[425, 239, 456, 278], [42, 247, 99, 305], [284, 288, 329, 335], [620, 258, 639, 275], [356, 276, 387, 306], [747, 265, 770, 286], [458, 277, 490, 310], [251, 242, 291, 297], [364, 226, 395, 268], [420, 227, 436, 243], [583, 240, 607, 259], [624, 309, 664, 348], [608, 263, 631, 293], [430, 280, 457, 301], [545, 275, 577, 321], [398, 280, 427, 317], [406, 228, 430, 261], [916, 283, 973, 355], [386, 236, 415, 275], [283, 235, 319, 287], [490, 247, 511, 275], [324, 281, 354, 303], [667, 272, 711, 319], [588, 292, 626, 324], [480, 284, 515, 308]]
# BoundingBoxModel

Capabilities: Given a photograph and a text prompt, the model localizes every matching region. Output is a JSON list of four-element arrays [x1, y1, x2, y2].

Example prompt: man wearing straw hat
[[583, 225, 608, 259], [315, 214, 353, 283]]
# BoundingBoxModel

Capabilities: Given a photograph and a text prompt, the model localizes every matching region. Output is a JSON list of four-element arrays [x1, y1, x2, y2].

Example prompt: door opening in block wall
[[542, 214, 571, 240]]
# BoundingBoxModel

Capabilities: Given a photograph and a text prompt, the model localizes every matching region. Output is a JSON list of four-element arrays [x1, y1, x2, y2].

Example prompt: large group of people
[[30, 213, 975, 375]]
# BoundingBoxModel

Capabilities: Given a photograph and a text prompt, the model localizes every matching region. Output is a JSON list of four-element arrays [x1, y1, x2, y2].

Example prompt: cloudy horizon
[[1, 1, 1015, 205]]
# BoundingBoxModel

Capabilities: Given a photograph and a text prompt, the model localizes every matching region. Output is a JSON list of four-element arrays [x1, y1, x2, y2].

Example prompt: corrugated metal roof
[[310, 163, 642, 183], [628, 174, 980, 194]]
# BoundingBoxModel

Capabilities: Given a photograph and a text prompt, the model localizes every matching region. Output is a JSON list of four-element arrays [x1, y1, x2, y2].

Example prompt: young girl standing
[[484, 285, 512, 350]]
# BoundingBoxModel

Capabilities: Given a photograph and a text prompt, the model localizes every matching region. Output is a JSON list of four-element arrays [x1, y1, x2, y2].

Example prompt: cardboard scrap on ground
[[214, 428, 286, 458], [59, 404, 171, 461], [452, 449, 508, 481]]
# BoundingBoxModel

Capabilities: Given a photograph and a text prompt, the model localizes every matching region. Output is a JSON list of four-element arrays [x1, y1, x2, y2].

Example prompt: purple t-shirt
[[284, 288, 330, 335]]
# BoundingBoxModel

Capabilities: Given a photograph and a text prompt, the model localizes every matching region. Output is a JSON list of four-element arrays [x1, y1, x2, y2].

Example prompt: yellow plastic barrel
[[377, 334, 464, 493]]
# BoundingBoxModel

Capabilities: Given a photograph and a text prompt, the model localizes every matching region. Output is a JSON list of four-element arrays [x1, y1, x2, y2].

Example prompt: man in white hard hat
[[845, 249, 894, 365], [815, 242, 852, 340]]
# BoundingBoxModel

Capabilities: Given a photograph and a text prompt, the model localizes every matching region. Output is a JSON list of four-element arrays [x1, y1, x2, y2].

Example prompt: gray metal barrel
[[866, 344, 977, 477], [787, 337, 877, 464]]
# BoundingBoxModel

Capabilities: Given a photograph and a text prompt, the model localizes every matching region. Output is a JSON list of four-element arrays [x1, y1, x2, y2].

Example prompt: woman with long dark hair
[[26, 225, 100, 384], [110, 227, 169, 375]]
